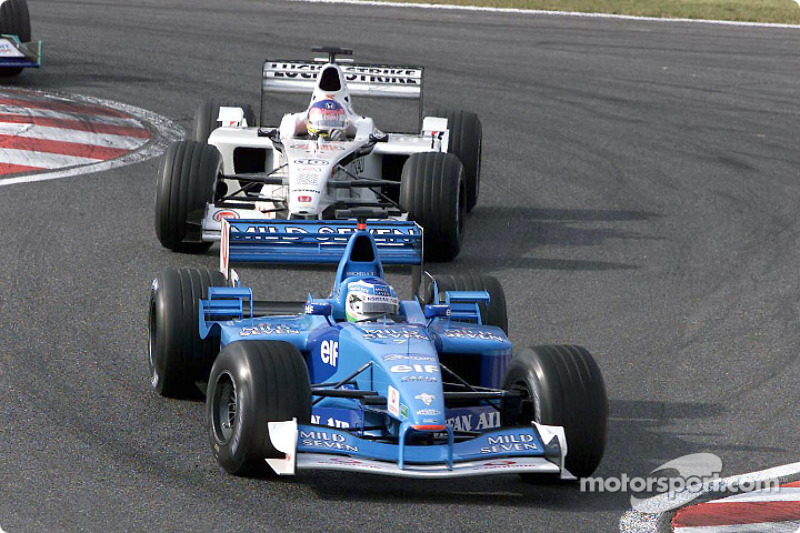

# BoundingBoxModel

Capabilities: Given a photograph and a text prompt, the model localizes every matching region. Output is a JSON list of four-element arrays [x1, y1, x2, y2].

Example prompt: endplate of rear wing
[[262, 60, 423, 100], [220, 218, 422, 273], [0, 35, 42, 69]]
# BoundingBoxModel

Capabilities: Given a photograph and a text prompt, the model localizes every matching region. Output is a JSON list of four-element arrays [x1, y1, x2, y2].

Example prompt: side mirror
[[305, 302, 332, 316], [424, 304, 450, 319]]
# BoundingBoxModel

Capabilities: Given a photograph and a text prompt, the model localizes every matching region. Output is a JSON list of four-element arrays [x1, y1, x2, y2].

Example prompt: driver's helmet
[[345, 278, 399, 322], [307, 98, 348, 138]]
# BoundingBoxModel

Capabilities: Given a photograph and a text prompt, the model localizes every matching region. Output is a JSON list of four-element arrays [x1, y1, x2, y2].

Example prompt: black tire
[[148, 267, 227, 398], [434, 110, 482, 212], [501, 345, 608, 479], [400, 152, 465, 262], [154, 140, 220, 253], [206, 341, 311, 477], [421, 273, 508, 334], [192, 99, 256, 144], [0, 0, 31, 77]]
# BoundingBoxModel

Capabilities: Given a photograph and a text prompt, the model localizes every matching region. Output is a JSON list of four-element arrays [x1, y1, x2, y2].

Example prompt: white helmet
[[345, 278, 399, 322]]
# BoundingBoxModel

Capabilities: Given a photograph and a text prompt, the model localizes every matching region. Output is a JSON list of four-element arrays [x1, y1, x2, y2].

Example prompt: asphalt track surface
[[0, 1, 799, 531]]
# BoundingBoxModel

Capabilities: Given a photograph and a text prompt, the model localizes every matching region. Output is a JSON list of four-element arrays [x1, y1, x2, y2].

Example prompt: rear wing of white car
[[260, 54, 425, 131], [262, 60, 423, 100]]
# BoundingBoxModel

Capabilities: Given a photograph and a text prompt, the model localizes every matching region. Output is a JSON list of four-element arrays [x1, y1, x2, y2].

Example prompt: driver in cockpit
[[344, 278, 401, 322]]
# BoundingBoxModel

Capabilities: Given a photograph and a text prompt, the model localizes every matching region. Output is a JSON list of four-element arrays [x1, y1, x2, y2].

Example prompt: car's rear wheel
[[192, 98, 256, 143], [421, 273, 508, 334], [155, 140, 220, 253], [0, 0, 32, 77], [400, 152, 465, 262], [148, 267, 227, 398], [433, 109, 482, 212], [206, 341, 311, 476], [501, 345, 607, 480]]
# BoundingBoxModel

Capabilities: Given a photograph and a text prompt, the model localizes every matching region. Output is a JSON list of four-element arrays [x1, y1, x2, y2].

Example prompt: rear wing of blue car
[[219, 218, 423, 280], [0, 35, 42, 69]]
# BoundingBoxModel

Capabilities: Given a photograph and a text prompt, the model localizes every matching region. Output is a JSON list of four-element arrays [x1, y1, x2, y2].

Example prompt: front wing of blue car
[[263, 421, 576, 480]]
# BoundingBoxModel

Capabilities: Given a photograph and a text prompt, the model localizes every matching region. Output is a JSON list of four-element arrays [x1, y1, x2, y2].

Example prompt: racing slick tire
[[206, 340, 312, 477], [433, 110, 482, 213], [155, 140, 220, 253], [0, 0, 32, 77], [421, 274, 508, 334], [192, 98, 256, 143], [148, 267, 228, 398], [501, 345, 607, 480], [400, 152, 465, 262]]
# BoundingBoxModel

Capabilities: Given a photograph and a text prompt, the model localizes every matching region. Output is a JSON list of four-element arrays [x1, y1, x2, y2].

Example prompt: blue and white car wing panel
[[0, 36, 42, 68], [295, 454, 559, 479], [220, 218, 422, 273], [295, 426, 555, 466]]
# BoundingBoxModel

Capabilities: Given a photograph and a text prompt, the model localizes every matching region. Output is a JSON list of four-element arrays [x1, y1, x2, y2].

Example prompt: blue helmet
[[345, 278, 399, 322]]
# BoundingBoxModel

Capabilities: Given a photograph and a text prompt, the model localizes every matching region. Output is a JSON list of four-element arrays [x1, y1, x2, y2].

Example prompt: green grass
[[372, 0, 800, 24]]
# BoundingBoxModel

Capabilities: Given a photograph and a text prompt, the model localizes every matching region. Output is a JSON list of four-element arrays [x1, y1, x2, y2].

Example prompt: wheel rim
[[147, 294, 159, 388], [212, 371, 237, 443]]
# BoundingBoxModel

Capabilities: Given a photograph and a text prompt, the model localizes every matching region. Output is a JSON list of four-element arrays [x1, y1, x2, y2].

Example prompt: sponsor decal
[[297, 173, 320, 185], [239, 323, 300, 337], [266, 63, 421, 86], [297, 195, 313, 203], [401, 376, 438, 383], [310, 414, 351, 429], [320, 340, 339, 367], [390, 364, 439, 374], [383, 354, 436, 362], [231, 225, 419, 243], [442, 329, 506, 342], [212, 210, 239, 222], [400, 404, 408, 419], [416, 409, 441, 416], [299, 430, 358, 452], [480, 434, 539, 454], [361, 327, 429, 341], [290, 141, 345, 152], [387, 386, 399, 417], [293, 158, 327, 165], [349, 159, 364, 175], [447, 412, 502, 432], [415, 393, 435, 406]]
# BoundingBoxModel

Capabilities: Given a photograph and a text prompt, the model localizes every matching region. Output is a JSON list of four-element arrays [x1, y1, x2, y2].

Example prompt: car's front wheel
[[206, 340, 311, 477], [154, 140, 220, 253], [502, 344, 607, 480]]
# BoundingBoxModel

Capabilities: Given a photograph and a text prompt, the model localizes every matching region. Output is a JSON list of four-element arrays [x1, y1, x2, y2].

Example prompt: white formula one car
[[155, 47, 482, 262]]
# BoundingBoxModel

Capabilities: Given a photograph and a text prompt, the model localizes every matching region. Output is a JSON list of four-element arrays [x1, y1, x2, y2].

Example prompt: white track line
[[0, 122, 148, 150], [620, 461, 800, 532], [287, 0, 800, 29], [676, 522, 800, 533], [713, 487, 800, 503], [0, 148, 100, 168], [0, 104, 150, 128], [0, 91, 183, 187]]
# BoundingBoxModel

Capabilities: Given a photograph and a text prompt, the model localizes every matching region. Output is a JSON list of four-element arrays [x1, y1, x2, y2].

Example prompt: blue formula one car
[[148, 213, 608, 480], [0, 0, 42, 77]]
